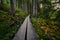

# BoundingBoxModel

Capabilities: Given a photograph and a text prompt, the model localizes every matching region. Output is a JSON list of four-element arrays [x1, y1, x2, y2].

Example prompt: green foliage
[[15, 8, 28, 19], [0, 3, 10, 12], [0, 3, 28, 40], [0, 10, 10, 21], [0, 9, 28, 40], [31, 17, 60, 40], [31, 17, 49, 40]]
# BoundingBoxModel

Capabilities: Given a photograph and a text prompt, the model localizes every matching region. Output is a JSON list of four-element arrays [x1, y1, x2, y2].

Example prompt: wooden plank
[[13, 15, 38, 40], [27, 16, 38, 40], [13, 16, 28, 40]]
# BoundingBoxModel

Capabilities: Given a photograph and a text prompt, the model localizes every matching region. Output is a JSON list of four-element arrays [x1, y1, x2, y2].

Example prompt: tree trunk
[[30, 0, 33, 15], [23, 0, 27, 11], [16, 0, 18, 8], [18, 0, 22, 8], [27, 1, 30, 14], [1, 0, 4, 4], [10, 0, 15, 15], [33, 0, 37, 17], [14, 0, 16, 8]]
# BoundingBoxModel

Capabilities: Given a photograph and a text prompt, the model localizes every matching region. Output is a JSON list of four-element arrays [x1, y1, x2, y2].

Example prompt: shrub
[[0, 3, 10, 12], [15, 8, 28, 19]]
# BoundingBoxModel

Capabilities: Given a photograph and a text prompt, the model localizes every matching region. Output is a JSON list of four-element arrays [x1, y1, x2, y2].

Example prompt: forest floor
[[31, 17, 60, 40]]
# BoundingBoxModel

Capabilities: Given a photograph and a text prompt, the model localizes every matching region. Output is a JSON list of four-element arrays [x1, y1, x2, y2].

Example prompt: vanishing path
[[13, 15, 38, 40]]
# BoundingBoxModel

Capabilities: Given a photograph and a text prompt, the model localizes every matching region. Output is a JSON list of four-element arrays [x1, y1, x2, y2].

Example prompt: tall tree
[[33, 0, 37, 17], [16, 0, 18, 8], [10, 0, 15, 15], [23, 0, 27, 11], [27, 0, 31, 14], [18, 0, 22, 8], [1, 0, 4, 4]]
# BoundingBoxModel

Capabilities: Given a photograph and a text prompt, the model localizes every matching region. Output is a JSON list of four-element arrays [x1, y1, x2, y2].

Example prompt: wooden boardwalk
[[13, 15, 38, 40]]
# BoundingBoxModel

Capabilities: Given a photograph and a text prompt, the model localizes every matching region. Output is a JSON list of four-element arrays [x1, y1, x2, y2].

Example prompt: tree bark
[[18, 0, 22, 8], [1, 0, 4, 4], [10, 0, 15, 15], [27, 0, 30, 14], [33, 0, 37, 17]]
